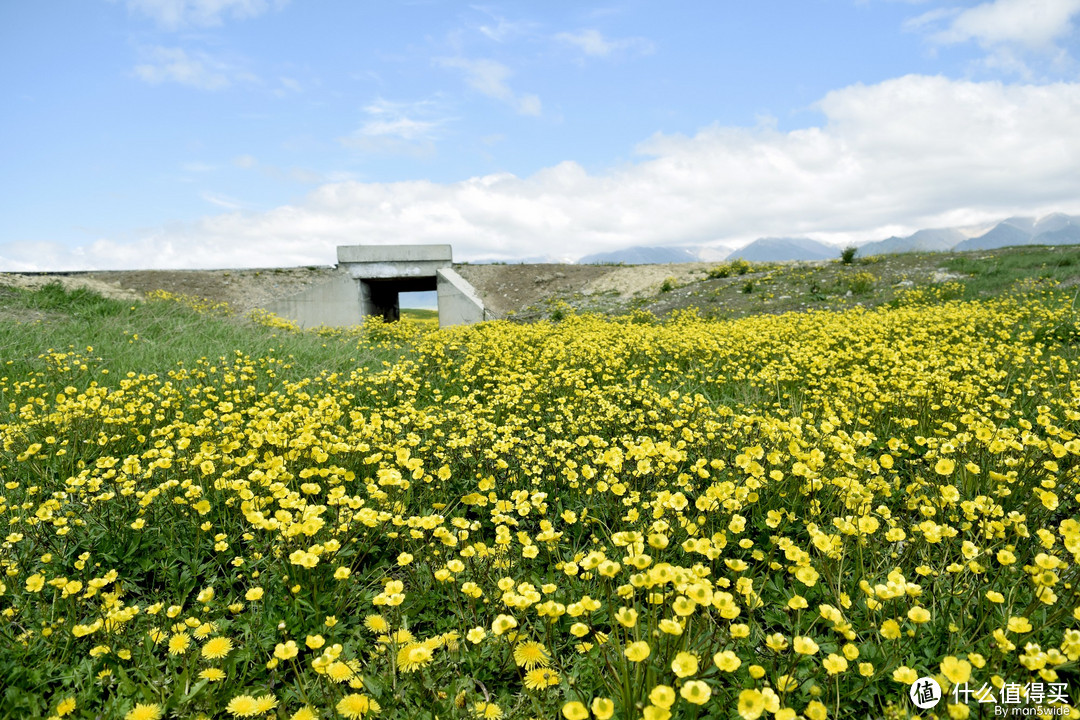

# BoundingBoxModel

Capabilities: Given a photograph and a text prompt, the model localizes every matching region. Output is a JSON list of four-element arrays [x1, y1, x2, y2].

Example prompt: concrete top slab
[[337, 244, 452, 264]]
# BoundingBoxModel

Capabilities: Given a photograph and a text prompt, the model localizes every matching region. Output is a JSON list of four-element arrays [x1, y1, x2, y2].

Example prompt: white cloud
[[436, 57, 542, 115], [200, 191, 248, 209], [123, 0, 287, 29], [338, 97, 451, 154], [555, 29, 654, 57], [909, 0, 1080, 75], [134, 46, 254, 90], [9, 75, 1080, 270], [929, 0, 1080, 48]]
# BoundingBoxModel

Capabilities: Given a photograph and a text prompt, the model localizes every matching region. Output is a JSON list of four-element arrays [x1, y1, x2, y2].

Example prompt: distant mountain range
[[572, 212, 1080, 265]]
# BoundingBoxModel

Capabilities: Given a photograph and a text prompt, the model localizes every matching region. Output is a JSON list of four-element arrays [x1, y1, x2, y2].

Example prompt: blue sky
[[2, 0, 1080, 270]]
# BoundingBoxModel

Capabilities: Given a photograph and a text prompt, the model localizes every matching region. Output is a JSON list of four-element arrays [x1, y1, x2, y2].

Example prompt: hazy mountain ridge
[[569, 212, 1080, 264]]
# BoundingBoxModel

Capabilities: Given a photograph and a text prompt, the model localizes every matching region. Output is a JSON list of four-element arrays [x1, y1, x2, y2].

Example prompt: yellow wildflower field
[[1, 288, 1079, 719]]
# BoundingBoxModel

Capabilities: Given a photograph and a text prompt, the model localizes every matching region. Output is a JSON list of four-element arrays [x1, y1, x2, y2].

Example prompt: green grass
[[941, 245, 1080, 295], [0, 282, 401, 385], [400, 307, 438, 321]]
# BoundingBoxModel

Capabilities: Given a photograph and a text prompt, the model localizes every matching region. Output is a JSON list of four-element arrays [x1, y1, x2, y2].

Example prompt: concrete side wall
[[437, 268, 486, 326], [263, 271, 362, 329], [343, 260, 450, 279], [338, 244, 452, 264]]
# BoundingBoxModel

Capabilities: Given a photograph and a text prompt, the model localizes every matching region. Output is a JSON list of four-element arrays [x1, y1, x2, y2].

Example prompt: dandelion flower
[[168, 632, 191, 655], [198, 668, 226, 682], [397, 644, 433, 672], [226, 695, 260, 717], [471, 702, 502, 719], [202, 636, 233, 660], [337, 694, 378, 719], [253, 695, 277, 714], [513, 641, 551, 669], [327, 661, 355, 682], [523, 667, 559, 690], [124, 703, 162, 720], [289, 708, 319, 720], [56, 698, 76, 717]]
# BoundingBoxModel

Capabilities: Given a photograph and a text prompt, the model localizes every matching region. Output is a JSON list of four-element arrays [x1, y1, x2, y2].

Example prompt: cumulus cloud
[[134, 46, 254, 90], [554, 29, 655, 58], [909, 0, 1080, 75], [436, 57, 541, 116], [927, 0, 1080, 48], [123, 0, 287, 29], [8, 75, 1080, 270]]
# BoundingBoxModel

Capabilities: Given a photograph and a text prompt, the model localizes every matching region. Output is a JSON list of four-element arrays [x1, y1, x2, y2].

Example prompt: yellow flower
[[306, 634, 325, 650], [523, 667, 559, 690], [364, 614, 388, 633], [289, 708, 319, 720], [642, 707, 671, 720], [56, 698, 76, 717], [274, 640, 299, 660], [198, 667, 226, 682], [397, 644, 433, 672], [467, 627, 486, 643], [337, 694, 378, 719], [907, 606, 931, 623], [1007, 616, 1032, 633], [738, 689, 766, 720], [561, 701, 589, 720], [201, 636, 233, 660], [805, 700, 828, 720], [823, 653, 848, 674], [245, 587, 264, 601], [892, 666, 918, 684], [513, 641, 551, 669], [472, 701, 503, 719], [26, 574, 45, 593], [614, 606, 638, 627], [681, 680, 711, 705], [624, 641, 651, 662], [168, 632, 191, 655], [671, 651, 699, 677], [226, 695, 260, 717], [649, 685, 676, 709], [714, 649, 742, 671], [125, 703, 163, 720], [934, 457, 956, 476], [940, 656, 971, 684], [590, 697, 614, 720], [880, 619, 901, 639], [491, 614, 517, 635], [793, 636, 819, 655]]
